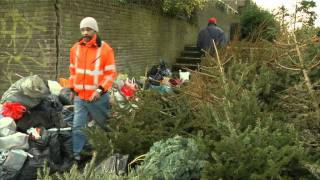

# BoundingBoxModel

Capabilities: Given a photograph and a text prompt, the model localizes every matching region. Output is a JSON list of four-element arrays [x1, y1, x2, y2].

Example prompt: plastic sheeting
[[1, 75, 50, 108], [0, 117, 16, 137], [95, 154, 129, 176], [0, 132, 29, 150]]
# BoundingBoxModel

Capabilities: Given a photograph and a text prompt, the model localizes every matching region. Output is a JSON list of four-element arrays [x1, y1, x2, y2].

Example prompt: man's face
[[80, 27, 96, 42]]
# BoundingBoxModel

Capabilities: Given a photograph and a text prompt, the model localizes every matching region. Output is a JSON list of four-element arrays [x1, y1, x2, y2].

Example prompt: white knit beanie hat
[[80, 17, 99, 32]]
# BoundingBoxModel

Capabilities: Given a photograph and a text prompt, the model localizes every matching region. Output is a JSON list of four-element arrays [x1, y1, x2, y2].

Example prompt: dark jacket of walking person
[[68, 17, 117, 161], [197, 17, 227, 55]]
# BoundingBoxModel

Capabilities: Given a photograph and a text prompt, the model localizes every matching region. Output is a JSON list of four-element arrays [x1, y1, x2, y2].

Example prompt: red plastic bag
[[124, 78, 138, 91], [1, 102, 27, 120], [120, 78, 138, 98], [169, 78, 183, 87], [120, 85, 135, 98]]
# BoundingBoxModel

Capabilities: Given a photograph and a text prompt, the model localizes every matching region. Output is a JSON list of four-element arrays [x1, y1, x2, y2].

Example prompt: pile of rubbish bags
[[0, 64, 192, 179], [111, 60, 190, 110], [146, 60, 187, 93], [0, 75, 74, 180]]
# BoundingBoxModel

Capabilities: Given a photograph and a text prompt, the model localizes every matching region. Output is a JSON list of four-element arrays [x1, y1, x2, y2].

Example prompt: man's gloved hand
[[90, 89, 102, 102]]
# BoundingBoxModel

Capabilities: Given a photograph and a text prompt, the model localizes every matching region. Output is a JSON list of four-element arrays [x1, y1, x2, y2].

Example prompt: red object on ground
[[120, 78, 138, 98], [1, 102, 27, 120], [120, 85, 135, 98], [169, 78, 183, 87]]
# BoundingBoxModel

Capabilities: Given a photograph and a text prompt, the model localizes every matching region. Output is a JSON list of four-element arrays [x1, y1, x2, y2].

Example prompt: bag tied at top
[[1, 102, 26, 120]]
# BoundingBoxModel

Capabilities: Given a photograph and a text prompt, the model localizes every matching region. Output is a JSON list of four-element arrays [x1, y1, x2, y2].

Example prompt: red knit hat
[[208, 17, 217, 24]]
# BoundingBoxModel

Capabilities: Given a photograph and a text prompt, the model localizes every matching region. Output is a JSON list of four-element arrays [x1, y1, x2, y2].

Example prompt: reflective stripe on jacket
[[69, 34, 117, 100]]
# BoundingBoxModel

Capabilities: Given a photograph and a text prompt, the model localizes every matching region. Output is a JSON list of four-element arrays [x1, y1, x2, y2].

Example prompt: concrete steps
[[176, 57, 201, 64], [172, 45, 201, 72], [181, 51, 202, 58]]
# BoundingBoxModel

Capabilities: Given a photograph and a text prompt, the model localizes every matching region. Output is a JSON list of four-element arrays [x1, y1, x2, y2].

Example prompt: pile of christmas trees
[[39, 30, 320, 179]]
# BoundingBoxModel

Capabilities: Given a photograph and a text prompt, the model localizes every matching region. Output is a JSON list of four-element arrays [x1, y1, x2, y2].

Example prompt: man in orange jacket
[[69, 17, 117, 160]]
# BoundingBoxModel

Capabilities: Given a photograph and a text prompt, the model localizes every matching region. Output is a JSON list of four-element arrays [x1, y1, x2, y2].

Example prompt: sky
[[252, 0, 320, 27]]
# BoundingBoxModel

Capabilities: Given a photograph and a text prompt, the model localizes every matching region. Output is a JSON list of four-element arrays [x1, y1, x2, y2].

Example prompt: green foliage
[[275, 5, 290, 30], [116, 0, 207, 18], [268, 30, 320, 150], [116, 0, 160, 6], [162, 0, 208, 18], [240, 1, 280, 41], [86, 36, 320, 178], [37, 153, 126, 180], [86, 91, 198, 161], [196, 36, 320, 178], [135, 136, 206, 179], [296, 0, 317, 27], [40, 28, 320, 179], [295, 27, 320, 57], [202, 124, 315, 179], [274, 0, 317, 31], [37, 161, 53, 180]]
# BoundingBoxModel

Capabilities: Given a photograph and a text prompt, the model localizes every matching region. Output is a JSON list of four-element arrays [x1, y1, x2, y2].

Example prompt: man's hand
[[90, 90, 102, 102]]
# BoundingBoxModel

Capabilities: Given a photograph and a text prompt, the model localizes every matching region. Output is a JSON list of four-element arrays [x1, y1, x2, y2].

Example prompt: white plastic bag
[[179, 70, 190, 82], [48, 80, 63, 95], [0, 132, 29, 150], [114, 90, 126, 108], [2, 149, 28, 171], [0, 117, 16, 137]]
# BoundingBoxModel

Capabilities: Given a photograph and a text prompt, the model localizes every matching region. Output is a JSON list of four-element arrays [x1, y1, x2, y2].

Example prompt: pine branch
[[293, 33, 320, 118]]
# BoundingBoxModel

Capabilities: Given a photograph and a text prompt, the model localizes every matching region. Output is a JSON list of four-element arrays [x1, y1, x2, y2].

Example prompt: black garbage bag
[[57, 130, 73, 170], [18, 148, 51, 180], [18, 130, 74, 179], [147, 60, 171, 86], [48, 130, 72, 166], [16, 111, 56, 133], [49, 132, 62, 165], [58, 88, 75, 105], [18, 129, 57, 180], [31, 129, 73, 170], [33, 95, 63, 112], [16, 95, 63, 132], [0, 167, 19, 180], [148, 66, 163, 86], [95, 154, 129, 176]]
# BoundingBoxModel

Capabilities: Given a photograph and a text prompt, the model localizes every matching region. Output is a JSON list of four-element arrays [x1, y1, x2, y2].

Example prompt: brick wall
[[0, 0, 239, 95], [56, 0, 198, 78], [0, 0, 57, 95]]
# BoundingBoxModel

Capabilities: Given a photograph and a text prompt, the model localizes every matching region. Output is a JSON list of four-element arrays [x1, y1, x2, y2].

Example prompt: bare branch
[[275, 59, 301, 71], [287, 55, 300, 66], [222, 56, 233, 66], [309, 53, 320, 65], [309, 59, 320, 70]]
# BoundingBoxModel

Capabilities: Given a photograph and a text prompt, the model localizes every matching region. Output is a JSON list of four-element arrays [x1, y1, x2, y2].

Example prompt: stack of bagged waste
[[0, 117, 29, 179], [0, 75, 76, 131], [110, 60, 188, 110], [1, 75, 50, 109], [147, 60, 184, 93], [0, 75, 74, 180], [18, 126, 73, 180]]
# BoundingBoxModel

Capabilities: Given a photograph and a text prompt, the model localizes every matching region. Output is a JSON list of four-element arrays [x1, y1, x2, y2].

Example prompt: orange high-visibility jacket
[[69, 34, 117, 100]]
